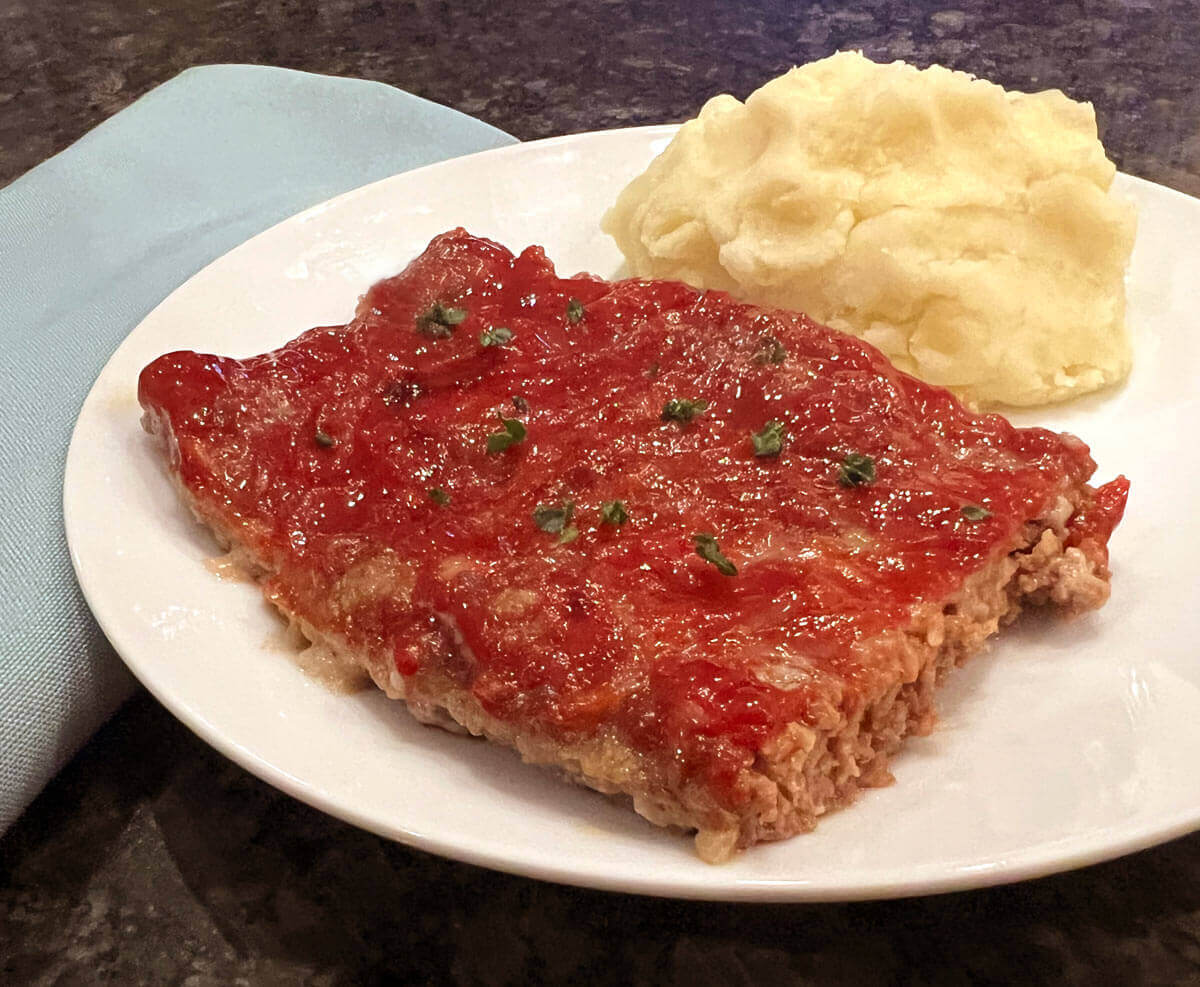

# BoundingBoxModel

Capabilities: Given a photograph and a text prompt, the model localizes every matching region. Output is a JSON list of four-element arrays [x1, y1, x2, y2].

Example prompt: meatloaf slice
[[138, 229, 1128, 860]]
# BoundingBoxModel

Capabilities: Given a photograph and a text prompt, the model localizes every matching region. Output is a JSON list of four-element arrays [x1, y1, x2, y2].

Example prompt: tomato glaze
[[139, 230, 1128, 808]]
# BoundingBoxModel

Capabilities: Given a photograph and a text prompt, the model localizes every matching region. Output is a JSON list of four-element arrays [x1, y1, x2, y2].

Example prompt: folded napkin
[[0, 65, 515, 833]]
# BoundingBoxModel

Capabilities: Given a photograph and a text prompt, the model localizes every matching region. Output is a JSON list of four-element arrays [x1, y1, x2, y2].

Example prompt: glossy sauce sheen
[[139, 230, 1128, 808]]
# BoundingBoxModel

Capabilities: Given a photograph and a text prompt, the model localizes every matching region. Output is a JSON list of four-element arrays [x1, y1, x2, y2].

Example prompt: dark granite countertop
[[3, 1, 1199, 983]]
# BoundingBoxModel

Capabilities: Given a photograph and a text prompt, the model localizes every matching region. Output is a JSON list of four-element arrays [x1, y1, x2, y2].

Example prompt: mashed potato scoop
[[603, 51, 1137, 408]]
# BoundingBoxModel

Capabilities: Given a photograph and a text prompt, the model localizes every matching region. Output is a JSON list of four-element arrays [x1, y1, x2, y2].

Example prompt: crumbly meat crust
[[144, 409, 1113, 862]]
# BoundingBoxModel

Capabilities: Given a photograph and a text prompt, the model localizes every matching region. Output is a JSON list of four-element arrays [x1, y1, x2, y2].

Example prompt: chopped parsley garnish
[[533, 501, 574, 533], [416, 302, 467, 338], [511, 394, 530, 414], [961, 504, 992, 522], [314, 429, 336, 448], [837, 452, 876, 488], [693, 533, 737, 576], [566, 298, 585, 324], [486, 416, 527, 454], [429, 488, 451, 507], [751, 420, 786, 457], [754, 335, 787, 365], [661, 398, 709, 424], [600, 500, 629, 526], [533, 501, 578, 544], [480, 326, 514, 347]]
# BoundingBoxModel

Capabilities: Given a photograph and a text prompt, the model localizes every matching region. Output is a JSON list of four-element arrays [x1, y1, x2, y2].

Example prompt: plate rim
[[64, 124, 1200, 902]]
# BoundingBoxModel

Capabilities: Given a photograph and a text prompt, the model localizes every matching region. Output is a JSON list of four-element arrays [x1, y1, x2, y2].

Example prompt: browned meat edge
[[143, 409, 1112, 862]]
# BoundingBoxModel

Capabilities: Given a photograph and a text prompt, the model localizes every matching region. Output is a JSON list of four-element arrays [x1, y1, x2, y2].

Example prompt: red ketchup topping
[[138, 229, 1128, 809]]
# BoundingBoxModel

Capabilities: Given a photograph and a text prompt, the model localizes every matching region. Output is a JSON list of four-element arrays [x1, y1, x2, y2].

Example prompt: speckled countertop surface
[[3, 1, 1199, 983]]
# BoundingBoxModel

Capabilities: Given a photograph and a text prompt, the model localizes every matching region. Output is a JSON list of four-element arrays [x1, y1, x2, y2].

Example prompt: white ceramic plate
[[65, 126, 1200, 901]]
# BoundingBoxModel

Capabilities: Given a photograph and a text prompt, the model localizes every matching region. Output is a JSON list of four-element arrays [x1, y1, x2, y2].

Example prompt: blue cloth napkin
[[0, 65, 515, 833]]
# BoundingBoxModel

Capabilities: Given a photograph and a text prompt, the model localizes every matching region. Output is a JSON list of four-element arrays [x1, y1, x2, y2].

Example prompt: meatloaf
[[138, 229, 1128, 861]]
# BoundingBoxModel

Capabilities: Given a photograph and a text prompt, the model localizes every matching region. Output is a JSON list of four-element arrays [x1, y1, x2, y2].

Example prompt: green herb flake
[[480, 326, 514, 347], [486, 416, 527, 454], [961, 504, 992, 522], [314, 429, 336, 448], [533, 501, 576, 541], [751, 420, 786, 457], [600, 500, 629, 526], [566, 298, 585, 324], [416, 302, 467, 338], [754, 336, 787, 365], [693, 533, 737, 577], [429, 488, 451, 507], [837, 452, 876, 488], [661, 398, 709, 424]]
